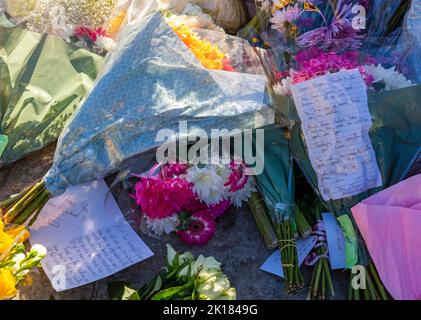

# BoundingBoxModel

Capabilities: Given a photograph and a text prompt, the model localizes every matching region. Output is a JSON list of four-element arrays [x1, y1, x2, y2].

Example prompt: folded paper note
[[322, 212, 346, 270], [30, 179, 153, 292], [260, 236, 317, 278], [291, 69, 383, 201]]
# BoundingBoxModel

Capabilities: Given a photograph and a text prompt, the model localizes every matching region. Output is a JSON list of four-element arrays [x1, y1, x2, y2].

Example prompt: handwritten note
[[322, 212, 346, 270], [30, 180, 153, 292], [260, 236, 317, 278], [291, 70, 382, 201]]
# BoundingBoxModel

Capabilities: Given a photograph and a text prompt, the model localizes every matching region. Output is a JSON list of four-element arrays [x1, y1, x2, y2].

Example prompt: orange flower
[[169, 24, 226, 70], [106, 10, 127, 39]]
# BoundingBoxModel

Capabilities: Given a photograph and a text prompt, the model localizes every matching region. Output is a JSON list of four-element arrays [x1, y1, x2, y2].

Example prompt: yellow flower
[[169, 23, 226, 70], [0, 220, 13, 255], [0, 268, 17, 300], [0, 220, 29, 255]]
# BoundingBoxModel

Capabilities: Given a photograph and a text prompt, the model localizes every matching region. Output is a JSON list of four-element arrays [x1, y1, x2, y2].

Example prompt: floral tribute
[[169, 23, 235, 71], [264, 0, 415, 96], [69, 26, 116, 54], [132, 162, 256, 245], [0, 220, 46, 300]]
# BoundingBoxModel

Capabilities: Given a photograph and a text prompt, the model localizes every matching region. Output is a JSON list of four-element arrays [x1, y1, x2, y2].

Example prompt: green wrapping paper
[[0, 15, 104, 164]]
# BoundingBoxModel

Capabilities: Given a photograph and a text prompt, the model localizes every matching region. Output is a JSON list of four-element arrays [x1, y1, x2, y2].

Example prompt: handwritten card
[[260, 236, 317, 278], [30, 180, 153, 292], [322, 212, 346, 270], [291, 69, 382, 201]]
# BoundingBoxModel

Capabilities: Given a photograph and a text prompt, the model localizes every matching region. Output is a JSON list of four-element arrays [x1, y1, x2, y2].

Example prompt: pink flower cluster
[[73, 27, 107, 43], [292, 48, 375, 85], [133, 162, 250, 246]]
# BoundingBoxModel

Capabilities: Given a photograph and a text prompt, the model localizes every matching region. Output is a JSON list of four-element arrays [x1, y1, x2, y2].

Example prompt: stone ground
[[1, 144, 419, 300]]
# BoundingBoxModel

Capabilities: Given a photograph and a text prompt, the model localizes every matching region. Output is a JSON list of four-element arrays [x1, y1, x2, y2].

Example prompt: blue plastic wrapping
[[43, 0, 273, 196]]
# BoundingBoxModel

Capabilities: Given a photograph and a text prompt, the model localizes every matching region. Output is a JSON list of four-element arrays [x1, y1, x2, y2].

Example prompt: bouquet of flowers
[[0, 0, 133, 165], [0, 219, 46, 300], [0, 13, 104, 165], [0, 0, 271, 229], [1, 0, 120, 54], [241, 0, 421, 300], [133, 162, 255, 245], [108, 244, 236, 300]]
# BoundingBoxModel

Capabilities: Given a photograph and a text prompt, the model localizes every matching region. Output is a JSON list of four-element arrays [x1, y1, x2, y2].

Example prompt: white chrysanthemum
[[364, 64, 415, 91], [228, 176, 257, 208], [145, 214, 179, 236], [95, 35, 115, 52], [186, 165, 226, 205], [164, 3, 223, 32], [273, 77, 292, 96]]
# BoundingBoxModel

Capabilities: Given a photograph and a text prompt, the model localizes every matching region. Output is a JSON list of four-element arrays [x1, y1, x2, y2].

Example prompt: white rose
[[30, 244, 47, 258]]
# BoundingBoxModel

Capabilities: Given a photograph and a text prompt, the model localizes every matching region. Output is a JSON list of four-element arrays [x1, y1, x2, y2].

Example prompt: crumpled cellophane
[[0, 13, 104, 165], [43, 0, 273, 196]]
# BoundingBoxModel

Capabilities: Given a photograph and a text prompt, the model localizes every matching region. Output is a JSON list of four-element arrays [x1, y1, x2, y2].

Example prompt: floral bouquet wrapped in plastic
[[132, 161, 256, 246], [1, 0, 272, 228], [241, 0, 421, 299], [0, 0, 134, 164], [108, 244, 236, 300]]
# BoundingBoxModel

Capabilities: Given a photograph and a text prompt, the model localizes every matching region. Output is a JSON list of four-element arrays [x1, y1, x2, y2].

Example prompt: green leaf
[[150, 284, 190, 300]]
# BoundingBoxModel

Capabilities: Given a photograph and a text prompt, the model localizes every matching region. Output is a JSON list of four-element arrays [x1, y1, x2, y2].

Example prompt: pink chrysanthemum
[[134, 177, 195, 219], [177, 212, 216, 246], [292, 48, 374, 86], [224, 162, 249, 193], [161, 162, 189, 179], [206, 199, 231, 219], [74, 27, 107, 42]]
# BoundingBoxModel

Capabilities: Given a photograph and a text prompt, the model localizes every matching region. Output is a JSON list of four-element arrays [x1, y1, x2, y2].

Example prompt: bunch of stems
[[248, 192, 278, 249], [349, 262, 389, 300], [274, 214, 304, 294], [306, 215, 335, 300], [294, 206, 311, 238], [307, 242, 335, 299], [0, 181, 49, 226]]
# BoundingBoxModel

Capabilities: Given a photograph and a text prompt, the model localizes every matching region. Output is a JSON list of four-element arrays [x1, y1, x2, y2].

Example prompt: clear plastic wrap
[[0, 0, 133, 165], [240, 0, 421, 270], [41, 0, 273, 196], [0, 13, 104, 165]]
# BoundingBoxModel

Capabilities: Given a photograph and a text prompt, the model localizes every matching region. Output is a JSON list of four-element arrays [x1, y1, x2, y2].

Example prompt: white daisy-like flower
[[228, 176, 257, 208], [364, 64, 415, 91], [186, 165, 226, 205], [273, 77, 292, 96], [95, 35, 116, 52], [144, 214, 179, 236]]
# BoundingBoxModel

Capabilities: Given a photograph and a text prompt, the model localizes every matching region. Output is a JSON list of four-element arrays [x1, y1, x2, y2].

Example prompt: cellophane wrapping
[[43, 0, 273, 196]]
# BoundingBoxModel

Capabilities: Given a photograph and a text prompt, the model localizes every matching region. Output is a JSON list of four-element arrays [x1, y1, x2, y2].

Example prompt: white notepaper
[[30, 179, 153, 292], [260, 236, 317, 278], [322, 212, 346, 270], [291, 69, 383, 201]]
